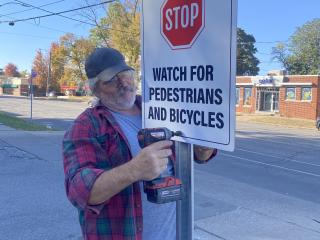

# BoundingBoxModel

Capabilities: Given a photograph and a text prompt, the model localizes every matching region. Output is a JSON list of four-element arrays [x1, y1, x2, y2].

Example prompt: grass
[[237, 114, 316, 129], [0, 112, 52, 131]]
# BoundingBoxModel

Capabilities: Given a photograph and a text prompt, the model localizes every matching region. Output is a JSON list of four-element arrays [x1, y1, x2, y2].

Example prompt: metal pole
[[175, 142, 193, 240]]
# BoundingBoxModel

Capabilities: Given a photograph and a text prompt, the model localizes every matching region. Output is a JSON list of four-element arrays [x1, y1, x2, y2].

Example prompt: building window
[[286, 87, 296, 100], [243, 87, 252, 105], [236, 87, 239, 105], [301, 87, 312, 101]]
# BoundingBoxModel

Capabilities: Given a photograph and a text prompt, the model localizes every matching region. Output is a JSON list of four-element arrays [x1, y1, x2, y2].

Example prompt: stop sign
[[161, 0, 205, 50]]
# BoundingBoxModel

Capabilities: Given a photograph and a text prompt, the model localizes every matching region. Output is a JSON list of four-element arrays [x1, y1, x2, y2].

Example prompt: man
[[63, 47, 217, 240]]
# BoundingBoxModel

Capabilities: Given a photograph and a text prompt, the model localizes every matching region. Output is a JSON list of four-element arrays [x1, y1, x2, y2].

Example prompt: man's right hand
[[130, 140, 173, 181]]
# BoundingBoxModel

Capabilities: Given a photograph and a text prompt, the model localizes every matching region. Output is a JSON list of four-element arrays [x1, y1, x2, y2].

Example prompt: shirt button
[[136, 204, 141, 208]]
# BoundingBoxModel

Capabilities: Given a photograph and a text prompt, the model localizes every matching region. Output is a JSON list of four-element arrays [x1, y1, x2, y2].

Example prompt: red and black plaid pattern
[[63, 97, 143, 240]]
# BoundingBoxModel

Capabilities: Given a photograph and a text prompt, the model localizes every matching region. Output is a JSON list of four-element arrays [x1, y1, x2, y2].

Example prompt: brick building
[[0, 76, 45, 96], [0, 77, 30, 96], [236, 72, 320, 120]]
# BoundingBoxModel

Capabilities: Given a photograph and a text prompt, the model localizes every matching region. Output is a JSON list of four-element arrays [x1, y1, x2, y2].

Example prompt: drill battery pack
[[144, 176, 183, 204]]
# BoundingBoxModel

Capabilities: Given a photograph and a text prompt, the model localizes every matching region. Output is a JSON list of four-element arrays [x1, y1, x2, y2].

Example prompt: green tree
[[272, 18, 320, 74], [19, 70, 29, 78], [237, 28, 260, 76], [89, 0, 141, 71]]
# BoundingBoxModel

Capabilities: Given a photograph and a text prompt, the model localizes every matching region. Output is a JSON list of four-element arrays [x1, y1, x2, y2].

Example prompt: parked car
[[316, 117, 320, 130]]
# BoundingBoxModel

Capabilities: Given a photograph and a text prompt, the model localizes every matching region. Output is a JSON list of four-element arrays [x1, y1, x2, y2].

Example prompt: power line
[[0, 0, 66, 17], [11, 0, 96, 26], [238, 40, 288, 45], [0, 0, 115, 24]]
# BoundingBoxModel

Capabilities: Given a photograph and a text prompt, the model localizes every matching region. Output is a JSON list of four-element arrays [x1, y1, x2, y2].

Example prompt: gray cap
[[85, 47, 134, 90]]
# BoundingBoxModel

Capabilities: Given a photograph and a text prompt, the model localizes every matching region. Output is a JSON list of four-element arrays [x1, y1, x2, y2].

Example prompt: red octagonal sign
[[161, 0, 205, 50]]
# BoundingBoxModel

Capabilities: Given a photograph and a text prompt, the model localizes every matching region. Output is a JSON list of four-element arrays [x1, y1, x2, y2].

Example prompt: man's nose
[[119, 76, 134, 86]]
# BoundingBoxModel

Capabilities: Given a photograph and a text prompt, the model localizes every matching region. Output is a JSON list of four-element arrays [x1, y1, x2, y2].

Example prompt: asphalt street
[[0, 95, 320, 239]]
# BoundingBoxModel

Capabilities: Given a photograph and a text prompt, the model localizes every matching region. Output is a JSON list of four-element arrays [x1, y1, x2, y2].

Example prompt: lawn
[[0, 112, 52, 131]]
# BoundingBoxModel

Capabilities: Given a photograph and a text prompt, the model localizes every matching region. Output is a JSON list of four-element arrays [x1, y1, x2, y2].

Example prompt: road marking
[[236, 147, 320, 167], [221, 152, 320, 178]]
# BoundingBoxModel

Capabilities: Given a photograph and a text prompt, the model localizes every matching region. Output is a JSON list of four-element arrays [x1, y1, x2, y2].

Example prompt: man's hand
[[194, 145, 217, 162], [130, 140, 173, 181]]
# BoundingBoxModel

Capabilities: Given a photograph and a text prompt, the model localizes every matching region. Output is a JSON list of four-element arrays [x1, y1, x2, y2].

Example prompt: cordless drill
[[137, 127, 183, 204]]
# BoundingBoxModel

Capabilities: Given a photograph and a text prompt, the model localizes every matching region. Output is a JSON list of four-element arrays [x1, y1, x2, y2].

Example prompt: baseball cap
[[85, 47, 134, 90]]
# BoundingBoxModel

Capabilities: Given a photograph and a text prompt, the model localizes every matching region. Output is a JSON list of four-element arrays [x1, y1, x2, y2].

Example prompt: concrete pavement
[[0, 124, 81, 240], [1, 123, 320, 240], [0, 124, 223, 239]]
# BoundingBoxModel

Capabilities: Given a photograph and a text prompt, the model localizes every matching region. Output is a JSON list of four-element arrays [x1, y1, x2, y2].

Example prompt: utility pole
[[46, 51, 51, 96]]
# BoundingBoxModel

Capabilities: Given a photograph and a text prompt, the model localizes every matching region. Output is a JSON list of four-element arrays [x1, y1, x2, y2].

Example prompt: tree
[[32, 50, 48, 91], [55, 33, 95, 89], [4, 63, 20, 77], [19, 70, 29, 78], [89, 0, 141, 71], [237, 28, 260, 76], [49, 42, 65, 92], [272, 18, 320, 74]]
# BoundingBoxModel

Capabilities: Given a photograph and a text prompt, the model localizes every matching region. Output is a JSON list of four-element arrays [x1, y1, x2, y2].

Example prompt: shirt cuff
[[194, 148, 218, 164]]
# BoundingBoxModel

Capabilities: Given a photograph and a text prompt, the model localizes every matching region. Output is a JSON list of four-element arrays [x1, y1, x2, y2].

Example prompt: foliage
[[54, 33, 95, 90], [32, 50, 48, 91], [237, 28, 260, 76], [272, 18, 320, 75], [19, 70, 29, 78], [89, 0, 141, 72], [49, 42, 66, 92], [4, 63, 20, 77]]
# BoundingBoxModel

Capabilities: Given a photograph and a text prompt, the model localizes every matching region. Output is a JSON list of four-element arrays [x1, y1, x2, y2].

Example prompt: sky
[[0, 0, 319, 76]]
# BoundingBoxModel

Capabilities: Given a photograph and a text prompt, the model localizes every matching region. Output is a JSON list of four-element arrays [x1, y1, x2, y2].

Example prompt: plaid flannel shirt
[[63, 96, 143, 240]]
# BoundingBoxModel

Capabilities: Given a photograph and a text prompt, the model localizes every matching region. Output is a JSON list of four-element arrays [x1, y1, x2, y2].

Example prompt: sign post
[[141, 0, 237, 238]]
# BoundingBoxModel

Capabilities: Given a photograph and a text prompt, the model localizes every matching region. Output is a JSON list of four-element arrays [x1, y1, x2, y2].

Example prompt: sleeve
[[193, 147, 218, 164], [62, 115, 110, 212]]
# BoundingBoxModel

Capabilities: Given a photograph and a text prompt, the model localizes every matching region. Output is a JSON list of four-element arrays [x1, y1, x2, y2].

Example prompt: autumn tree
[[4, 63, 20, 77], [55, 33, 95, 89], [237, 28, 260, 76], [32, 50, 48, 92], [272, 18, 320, 74], [49, 42, 67, 91], [89, 0, 141, 71]]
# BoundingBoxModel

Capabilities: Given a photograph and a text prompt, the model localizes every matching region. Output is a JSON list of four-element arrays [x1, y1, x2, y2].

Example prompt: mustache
[[117, 83, 136, 92]]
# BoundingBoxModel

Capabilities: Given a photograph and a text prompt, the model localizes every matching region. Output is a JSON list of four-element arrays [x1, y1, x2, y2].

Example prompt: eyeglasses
[[102, 71, 134, 86], [103, 75, 119, 85]]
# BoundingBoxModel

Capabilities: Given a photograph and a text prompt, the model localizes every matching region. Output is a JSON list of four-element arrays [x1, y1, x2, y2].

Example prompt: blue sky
[[0, 0, 319, 76]]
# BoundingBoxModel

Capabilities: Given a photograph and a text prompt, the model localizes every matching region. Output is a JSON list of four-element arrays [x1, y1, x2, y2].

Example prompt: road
[[0, 96, 88, 130], [194, 122, 320, 239], [1, 95, 320, 239]]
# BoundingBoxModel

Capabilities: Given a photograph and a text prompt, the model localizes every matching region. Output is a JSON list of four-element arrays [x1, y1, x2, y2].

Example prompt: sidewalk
[[0, 124, 81, 240], [0, 123, 221, 239], [0, 123, 65, 162]]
